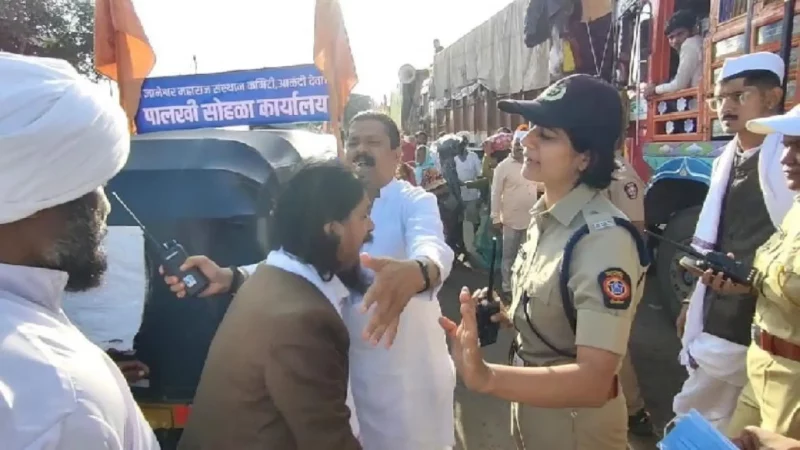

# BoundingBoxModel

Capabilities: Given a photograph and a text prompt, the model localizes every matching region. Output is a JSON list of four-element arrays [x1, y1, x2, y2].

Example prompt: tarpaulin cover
[[62, 226, 146, 352]]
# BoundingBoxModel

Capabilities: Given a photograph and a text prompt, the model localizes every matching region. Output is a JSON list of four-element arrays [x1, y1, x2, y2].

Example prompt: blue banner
[[135, 64, 330, 133]]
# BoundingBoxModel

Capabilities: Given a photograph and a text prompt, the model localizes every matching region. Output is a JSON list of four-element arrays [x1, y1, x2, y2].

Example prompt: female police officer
[[440, 74, 649, 449]]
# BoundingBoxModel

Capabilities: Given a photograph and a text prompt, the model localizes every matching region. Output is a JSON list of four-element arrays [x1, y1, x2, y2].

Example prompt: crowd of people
[[3, 46, 800, 450]]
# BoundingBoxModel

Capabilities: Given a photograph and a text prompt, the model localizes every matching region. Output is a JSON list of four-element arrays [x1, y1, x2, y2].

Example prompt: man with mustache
[[179, 161, 372, 449], [672, 52, 795, 430], [0, 54, 158, 449]]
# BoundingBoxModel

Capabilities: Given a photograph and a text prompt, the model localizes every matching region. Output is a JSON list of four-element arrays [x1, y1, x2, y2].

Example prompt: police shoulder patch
[[598, 268, 632, 310]]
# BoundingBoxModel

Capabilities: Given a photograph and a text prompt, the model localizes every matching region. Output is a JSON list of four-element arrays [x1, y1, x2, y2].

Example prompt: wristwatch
[[229, 266, 246, 295], [415, 259, 431, 294]]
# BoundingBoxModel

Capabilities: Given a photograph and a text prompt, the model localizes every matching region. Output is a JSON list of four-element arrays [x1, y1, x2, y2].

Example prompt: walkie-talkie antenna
[[110, 192, 167, 250]]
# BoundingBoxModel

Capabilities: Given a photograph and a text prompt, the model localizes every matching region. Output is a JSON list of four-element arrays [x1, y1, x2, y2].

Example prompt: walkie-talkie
[[476, 236, 501, 347], [111, 192, 210, 297], [645, 230, 759, 287]]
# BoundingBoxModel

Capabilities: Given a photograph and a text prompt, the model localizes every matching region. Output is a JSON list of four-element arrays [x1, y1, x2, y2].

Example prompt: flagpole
[[192, 55, 198, 74]]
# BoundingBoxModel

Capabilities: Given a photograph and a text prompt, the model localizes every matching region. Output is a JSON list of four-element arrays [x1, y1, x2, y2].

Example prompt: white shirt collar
[[265, 249, 349, 306], [0, 263, 68, 312]]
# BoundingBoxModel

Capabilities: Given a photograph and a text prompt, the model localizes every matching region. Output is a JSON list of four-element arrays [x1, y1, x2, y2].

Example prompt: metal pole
[[192, 55, 198, 74], [743, 0, 755, 53], [779, 0, 797, 111]]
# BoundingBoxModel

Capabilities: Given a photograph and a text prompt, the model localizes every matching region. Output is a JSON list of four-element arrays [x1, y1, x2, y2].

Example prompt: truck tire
[[655, 205, 702, 322]]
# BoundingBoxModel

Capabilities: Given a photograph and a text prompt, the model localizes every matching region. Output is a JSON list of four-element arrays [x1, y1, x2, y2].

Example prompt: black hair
[[665, 10, 696, 35], [497, 127, 512, 134], [349, 110, 401, 149], [415, 130, 428, 139], [736, 69, 783, 90], [564, 129, 618, 190], [268, 159, 366, 281]]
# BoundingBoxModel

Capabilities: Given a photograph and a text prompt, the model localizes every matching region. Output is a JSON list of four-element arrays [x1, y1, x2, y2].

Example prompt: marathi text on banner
[[135, 64, 330, 133]]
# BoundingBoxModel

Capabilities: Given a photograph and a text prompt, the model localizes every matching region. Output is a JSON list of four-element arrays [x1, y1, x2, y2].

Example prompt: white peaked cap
[[747, 104, 800, 136], [718, 52, 785, 83], [0, 52, 130, 224]]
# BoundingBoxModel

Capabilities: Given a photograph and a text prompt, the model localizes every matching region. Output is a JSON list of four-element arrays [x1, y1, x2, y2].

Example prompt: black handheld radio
[[645, 230, 759, 286], [111, 192, 210, 297], [476, 236, 501, 347]]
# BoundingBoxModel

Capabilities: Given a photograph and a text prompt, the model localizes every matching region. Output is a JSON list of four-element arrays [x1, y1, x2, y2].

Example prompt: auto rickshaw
[[106, 128, 336, 448]]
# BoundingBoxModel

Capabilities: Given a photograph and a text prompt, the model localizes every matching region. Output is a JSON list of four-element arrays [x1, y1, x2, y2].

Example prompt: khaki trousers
[[620, 353, 645, 413], [511, 387, 628, 450], [726, 344, 800, 439]]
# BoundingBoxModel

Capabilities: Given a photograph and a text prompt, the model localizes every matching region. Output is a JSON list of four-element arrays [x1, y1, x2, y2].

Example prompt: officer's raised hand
[[439, 287, 494, 393], [161, 255, 233, 298], [732, 426, 800, 450]]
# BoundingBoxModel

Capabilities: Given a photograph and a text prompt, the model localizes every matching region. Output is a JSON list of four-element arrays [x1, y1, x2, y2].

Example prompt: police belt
[[753, 325, 800, 363], [508, 340, 620, 400]]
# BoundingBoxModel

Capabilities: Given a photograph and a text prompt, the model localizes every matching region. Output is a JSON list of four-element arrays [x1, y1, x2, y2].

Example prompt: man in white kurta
[[0, 54, 158, 449], [673, 52, 794, 430]]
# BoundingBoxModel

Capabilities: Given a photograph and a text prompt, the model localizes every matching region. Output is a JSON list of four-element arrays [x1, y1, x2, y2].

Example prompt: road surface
[[440, 264, 687, 450]]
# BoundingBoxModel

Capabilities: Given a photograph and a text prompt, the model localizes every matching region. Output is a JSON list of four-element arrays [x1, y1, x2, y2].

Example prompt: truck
[[426, 0, 800, 321]]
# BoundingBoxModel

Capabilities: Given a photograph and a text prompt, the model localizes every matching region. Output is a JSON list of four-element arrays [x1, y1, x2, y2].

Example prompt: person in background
[[179, 161, 370, 450], [496, 127, 513, 134], [490, 133, 539, 302], [401, 134, 417, 164], [415, 145, 437, 183], [481, 132, 513, 185], [0, 53, 157, 450], [453, 133, 483, 239], [395, 161, 417, 186], [673, 52, 794, 431], [441, 74, 649, 450], [643, 10, 703, 98], [416, 130, 429, 148], [435, 135, 468, 259], [722, 105, 800, 440], [604, 148, 652, 436]]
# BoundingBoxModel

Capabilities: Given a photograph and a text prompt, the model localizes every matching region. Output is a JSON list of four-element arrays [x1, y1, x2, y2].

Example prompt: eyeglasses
[[705, 90, 757, 112]]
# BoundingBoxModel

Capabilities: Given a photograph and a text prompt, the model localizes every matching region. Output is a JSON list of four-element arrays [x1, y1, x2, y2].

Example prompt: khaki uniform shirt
[[510, 184, 646, 367], [604, 157, 645, 223], [753, 202, 800, 345]]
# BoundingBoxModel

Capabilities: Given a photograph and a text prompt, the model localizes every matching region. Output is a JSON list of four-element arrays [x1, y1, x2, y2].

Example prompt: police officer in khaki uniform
[[605, 152, 654, 436], [439, 74, 649, 450], [717, 106, 800, 439]]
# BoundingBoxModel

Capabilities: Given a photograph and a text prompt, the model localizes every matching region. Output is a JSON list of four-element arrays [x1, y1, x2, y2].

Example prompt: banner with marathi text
[[135, 64, 330, 133]]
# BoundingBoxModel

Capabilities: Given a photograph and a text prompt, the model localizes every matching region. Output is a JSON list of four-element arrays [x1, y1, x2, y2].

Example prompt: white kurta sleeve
[[655, 37, 702, 94], [402, 189, 454, 300]]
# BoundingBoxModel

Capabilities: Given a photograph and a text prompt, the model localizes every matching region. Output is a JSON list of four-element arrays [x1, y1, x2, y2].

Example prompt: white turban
[[0, 52, 130, 225]]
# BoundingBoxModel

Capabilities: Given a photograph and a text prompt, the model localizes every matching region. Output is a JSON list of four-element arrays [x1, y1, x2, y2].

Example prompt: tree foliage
[[0, 0, 95, 77]]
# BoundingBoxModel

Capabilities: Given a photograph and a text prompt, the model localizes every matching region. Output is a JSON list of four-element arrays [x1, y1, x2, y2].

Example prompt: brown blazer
[[178, 264, 360, 450]]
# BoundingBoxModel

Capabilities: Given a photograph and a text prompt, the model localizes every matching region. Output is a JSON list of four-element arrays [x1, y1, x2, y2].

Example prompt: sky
[[134, 0, 515, 101]]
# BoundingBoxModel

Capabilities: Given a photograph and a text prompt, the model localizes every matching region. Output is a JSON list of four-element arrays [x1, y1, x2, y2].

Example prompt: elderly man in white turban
[[672, 52, 795, 430], [0, 53, 158, 450]]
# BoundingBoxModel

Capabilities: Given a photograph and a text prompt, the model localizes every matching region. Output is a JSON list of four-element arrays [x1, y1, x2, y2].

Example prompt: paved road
[[440, 264, 688, 450]]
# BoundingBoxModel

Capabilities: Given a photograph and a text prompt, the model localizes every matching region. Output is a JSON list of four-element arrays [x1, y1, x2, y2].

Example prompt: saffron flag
[[313, 0, 358, 159], [94, 0, 156, 134]]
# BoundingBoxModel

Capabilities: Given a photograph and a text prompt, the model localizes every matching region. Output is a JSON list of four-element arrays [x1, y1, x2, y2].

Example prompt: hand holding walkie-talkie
[[645, 230, 760, 287], [111, 192, 210, 298]]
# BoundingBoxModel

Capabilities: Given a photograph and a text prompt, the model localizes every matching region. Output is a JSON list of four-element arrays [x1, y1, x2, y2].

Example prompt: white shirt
[[490, 157, 539, 230], [0, 263, 159, 450], [454, 151, 482, 202], [655, 35, 703, 95], [342, 179, 455, 450], [263, 249, 360, 439]]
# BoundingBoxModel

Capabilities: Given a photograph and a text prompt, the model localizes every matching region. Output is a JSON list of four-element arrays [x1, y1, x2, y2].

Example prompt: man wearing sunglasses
[[672, 52, 795, 430]]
